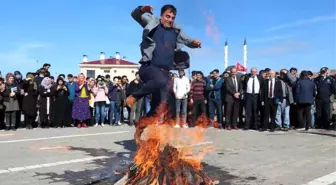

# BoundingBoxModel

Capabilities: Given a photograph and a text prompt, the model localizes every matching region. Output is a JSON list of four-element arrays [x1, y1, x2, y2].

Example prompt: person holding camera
[[52, 78, 70, 128], [93, 76, 109, 127]]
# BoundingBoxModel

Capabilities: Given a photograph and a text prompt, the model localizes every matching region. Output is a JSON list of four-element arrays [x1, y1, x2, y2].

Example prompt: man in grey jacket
[[275, 69, 295, 130], [126, 4, 201, 116]]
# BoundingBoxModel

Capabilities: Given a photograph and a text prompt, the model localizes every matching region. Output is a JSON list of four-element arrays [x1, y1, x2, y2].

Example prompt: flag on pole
[[236, 61, 247, 72]]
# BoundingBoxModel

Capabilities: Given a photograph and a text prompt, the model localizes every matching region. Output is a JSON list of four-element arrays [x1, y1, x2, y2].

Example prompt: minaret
[[224, 40, 228, 70], [243, 38, 247, 69]]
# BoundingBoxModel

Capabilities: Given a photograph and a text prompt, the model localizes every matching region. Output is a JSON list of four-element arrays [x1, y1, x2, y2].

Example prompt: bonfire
[[117, 104, 220, 185]]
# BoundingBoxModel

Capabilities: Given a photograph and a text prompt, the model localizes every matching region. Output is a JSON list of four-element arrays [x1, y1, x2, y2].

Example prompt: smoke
[[205, 10, 221, 44]]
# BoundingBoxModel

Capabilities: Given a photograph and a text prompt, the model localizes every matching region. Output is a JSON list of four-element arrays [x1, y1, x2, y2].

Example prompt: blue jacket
[[108, 84, 118, 101], [206, 78, 224, 100], [131, 6, 197, 70], [67, 82, 76, 102], [295, 78, 316, 104]]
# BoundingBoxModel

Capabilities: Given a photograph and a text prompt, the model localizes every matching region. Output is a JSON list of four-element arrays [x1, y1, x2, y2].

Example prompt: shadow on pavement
[[297, 131, 336, 137], [33, 140, 137, 185], [33, 139, 252, 185]]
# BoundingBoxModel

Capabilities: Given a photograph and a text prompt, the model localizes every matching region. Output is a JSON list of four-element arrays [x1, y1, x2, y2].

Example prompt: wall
[[79, 65, 139, 81]]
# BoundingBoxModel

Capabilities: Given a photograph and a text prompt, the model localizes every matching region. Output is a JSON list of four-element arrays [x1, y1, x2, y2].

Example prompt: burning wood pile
[[116, 104, 220, 185]]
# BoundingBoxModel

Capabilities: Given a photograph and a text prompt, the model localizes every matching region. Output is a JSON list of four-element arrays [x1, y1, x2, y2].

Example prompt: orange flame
[[127, 103, 219, 184]]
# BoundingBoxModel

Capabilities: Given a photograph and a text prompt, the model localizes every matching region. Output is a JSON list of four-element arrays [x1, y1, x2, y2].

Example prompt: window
[[114, 70, 117, 73], [131, 70, 135, 73], [87, 70, 95, 78], [104, 70, 110, 73]]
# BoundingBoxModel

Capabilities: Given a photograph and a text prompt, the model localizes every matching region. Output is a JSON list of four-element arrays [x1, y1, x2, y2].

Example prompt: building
[[79, 52, 139, 80]]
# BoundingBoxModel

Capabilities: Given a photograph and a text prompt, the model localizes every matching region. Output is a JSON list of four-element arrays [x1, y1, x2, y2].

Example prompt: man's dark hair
[[105, 74, 110, 79], [86, 77, 90, 81], [113, 76, 121, 81], [43, 63, 51, 68], [196, 71, 202, 76], [290, 67, 297, 73], [161, 4, 177, 15], [121, 75, 127, 79], [59, 74, 65, 78], [307, 71, 313, 76], [191, 70, 197, 76], [39, 68, 46, 74], [67, 74, 73, 78], [300, 70, 308, 78], [213, 69, 219, 74], [50, 76, 54, 79], [0, 77, 4, 83], [135, 72, 139, 76]]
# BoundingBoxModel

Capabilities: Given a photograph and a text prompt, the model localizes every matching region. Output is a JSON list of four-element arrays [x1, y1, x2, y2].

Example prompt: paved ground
[[0, 126, 335, 185]]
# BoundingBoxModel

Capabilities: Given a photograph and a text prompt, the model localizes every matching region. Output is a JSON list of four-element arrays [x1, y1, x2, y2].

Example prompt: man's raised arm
[[177, 29, 202, 49], [131, 5, 154, 28]]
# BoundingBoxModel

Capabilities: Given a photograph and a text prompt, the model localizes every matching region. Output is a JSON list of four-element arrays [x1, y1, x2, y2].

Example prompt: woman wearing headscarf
[[21, 73, 38, 129], [3, 73, 21, 130], [14, 71, 24, 129], [39, 77, 54, 128], [0, 77, 5, 130], [72, 73, 91, 128], [87, 78, 96, 126], [52, 78, 70, 128]]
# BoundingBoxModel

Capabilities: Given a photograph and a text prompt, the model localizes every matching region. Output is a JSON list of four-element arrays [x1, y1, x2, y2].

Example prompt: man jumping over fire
[[125, 4, 202, 137]]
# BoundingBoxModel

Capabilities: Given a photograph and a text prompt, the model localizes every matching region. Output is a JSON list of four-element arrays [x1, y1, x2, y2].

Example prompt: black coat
[[21, 80, 38, 117], [260, 78, 283, 104], [38, 85, 54, 123], [52, 86, 71, 127], [224, 76, 242, 103], [0, 91, 4, 110], [242, 74, 263, 93], [126, 80, 143, 97], [314, 76, 335, 102]]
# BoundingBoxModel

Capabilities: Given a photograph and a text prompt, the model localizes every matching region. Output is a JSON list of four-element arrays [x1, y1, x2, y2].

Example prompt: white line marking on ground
[[39, 146, 71, 150], [176, 141, 213, 148], [0, 156, 110, 174], [303, 171, 336, 185], [0, 131, 130, 144], [0, 134, 14, 137]]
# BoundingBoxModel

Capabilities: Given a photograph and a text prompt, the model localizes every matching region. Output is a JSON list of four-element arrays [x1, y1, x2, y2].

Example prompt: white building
[[79, 52, 140, 80]]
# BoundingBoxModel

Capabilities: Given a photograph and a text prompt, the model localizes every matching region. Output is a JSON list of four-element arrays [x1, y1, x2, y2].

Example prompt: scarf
[[77, 74, 85, 85], [41, 77, 53, 89]]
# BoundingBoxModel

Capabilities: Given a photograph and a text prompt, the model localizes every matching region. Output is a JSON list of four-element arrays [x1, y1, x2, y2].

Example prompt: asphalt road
[[0, 126, 335, 185]]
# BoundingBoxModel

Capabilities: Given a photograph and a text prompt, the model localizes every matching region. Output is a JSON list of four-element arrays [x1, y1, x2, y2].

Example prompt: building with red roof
[[79, 52, 139, 80]]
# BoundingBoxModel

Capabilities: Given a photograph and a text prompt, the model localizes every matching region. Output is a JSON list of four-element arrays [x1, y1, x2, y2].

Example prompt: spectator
[[173, 70, 190, 128], [295, 71, 316, 130], [93, 76, 109, 127], [127, 72, 144, 126], [190, 71, 207, 125]]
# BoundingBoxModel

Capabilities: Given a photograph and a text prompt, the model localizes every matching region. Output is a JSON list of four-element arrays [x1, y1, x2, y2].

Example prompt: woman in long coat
[[72, 73, 91, 128], [52, 78, 71, 128], [21, 73, 38, 129], [3, 73, 21, 130], [39, 77, 54, 128]]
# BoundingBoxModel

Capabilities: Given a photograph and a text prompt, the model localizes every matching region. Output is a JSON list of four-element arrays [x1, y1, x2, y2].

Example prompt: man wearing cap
[[126, 4, 201, 117], [314, 67, 336, 129]]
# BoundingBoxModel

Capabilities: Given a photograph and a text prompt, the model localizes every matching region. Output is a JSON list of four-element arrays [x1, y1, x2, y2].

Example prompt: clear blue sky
[[0, 0, 335, 77]]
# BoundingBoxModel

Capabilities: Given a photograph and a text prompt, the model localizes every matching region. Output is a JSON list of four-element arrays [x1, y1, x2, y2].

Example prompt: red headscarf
[[77, 73, 85, 85]]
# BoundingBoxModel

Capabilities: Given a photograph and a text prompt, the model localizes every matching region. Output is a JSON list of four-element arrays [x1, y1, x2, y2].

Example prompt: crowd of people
[[0, 63, 335, 132]]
